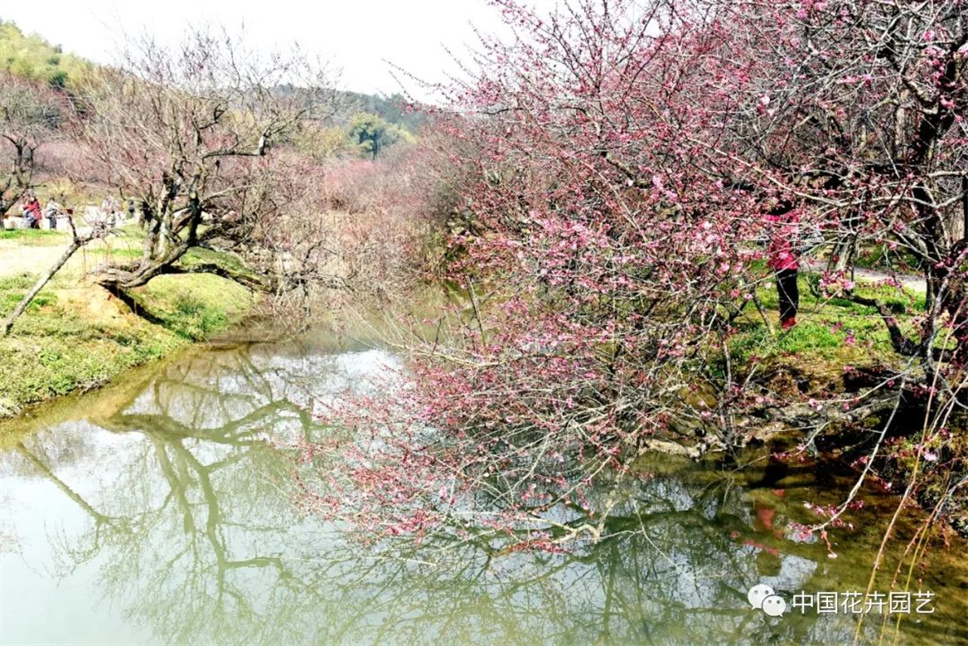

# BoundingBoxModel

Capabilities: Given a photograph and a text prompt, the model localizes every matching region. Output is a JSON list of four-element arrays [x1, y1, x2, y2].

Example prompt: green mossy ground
[[730, 268, 925, 393], [730, 268, 968, 536], [0, 232, 257, 418]]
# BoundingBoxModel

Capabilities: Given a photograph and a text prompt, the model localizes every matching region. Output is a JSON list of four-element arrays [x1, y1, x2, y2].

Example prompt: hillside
[[0, 19, 92, 88], [0, 20, 427, 142]]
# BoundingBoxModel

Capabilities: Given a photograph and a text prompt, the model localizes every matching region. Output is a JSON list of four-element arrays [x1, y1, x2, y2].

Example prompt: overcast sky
[[0, 0, 553, 98]]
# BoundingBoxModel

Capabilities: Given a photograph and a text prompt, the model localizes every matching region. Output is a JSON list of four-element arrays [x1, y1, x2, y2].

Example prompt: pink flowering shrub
[[298, 0, 968, 544]]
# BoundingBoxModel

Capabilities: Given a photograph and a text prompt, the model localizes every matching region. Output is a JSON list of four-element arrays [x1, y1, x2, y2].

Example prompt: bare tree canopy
[[0, 72, 62, 214], [73, 29, 339, 296]]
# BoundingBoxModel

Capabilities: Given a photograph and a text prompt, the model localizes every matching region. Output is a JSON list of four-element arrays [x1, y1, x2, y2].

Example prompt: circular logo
[[748, 583, 776, 609], [762, 594, 787, 617]]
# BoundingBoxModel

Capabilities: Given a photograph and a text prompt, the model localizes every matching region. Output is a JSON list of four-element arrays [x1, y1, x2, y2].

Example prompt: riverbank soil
[[0, 228, 256, 418], [720, 268, 968, 539]]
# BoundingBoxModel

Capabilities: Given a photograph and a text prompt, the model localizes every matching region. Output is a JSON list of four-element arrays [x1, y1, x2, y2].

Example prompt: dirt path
[[1, 238, 927, 295], [0, 240, 68, 277], [0, 237, 120, 281], [802, 259, 926, 293], [1, 205, 128, 279]]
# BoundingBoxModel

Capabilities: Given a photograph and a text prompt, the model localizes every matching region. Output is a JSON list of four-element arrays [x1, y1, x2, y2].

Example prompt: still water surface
[[1, 335, 966, 645]]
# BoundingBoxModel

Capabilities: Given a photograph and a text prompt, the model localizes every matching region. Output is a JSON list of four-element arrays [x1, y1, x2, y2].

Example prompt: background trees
[[348, 112, 411, 159], [73, 30, 338, 299], [0, 72, 62, 214], [0, 20, 91, 89], [0, 23, 433, 339]]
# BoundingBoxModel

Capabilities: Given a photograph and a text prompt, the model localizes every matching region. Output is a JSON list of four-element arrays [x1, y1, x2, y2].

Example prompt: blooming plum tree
[[301, 0, 968, 547]]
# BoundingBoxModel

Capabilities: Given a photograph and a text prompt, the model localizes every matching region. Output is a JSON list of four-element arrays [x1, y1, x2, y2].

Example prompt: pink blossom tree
[[299, 0, 968, 546], [300, 0, 773, 546]]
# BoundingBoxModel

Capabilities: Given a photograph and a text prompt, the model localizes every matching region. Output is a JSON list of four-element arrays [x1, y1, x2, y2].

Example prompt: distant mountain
[[0, 20, 430, 134]]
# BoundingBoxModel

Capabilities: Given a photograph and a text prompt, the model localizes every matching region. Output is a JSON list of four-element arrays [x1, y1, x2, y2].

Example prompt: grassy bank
[[727, 269, 968, 536], [0, 231, 257, 418], [729, 266, 924, 395]]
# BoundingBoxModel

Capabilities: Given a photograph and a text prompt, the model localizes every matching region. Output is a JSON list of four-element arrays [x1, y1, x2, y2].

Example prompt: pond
[[1, 334, 966, 645]]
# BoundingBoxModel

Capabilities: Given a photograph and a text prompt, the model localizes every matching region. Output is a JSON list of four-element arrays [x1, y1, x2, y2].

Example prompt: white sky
[[0, 0, 555, 99]]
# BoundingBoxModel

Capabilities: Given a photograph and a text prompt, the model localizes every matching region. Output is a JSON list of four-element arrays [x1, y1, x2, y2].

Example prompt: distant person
[[138, 200, 151, 229], [21, 194, 42, 229], [127, 199, 136, 221], [100, 197, 110, 221], [44, 198, 62, 230], [767, 207, 800, 331], [101, 196, 119, 227]]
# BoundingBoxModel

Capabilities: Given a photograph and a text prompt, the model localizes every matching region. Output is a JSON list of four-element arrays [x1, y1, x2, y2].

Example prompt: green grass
[[0, 300, 184, 417], [0, 229, 69, 245], [134, 273, 254, 340], [1, 290, 57, 313], [0, 274, 59, 314], [84, 246, 144, 262], [180, 246, 264, 282], [851, 243, 923, 273], [0, 267, 257, 418], [730, 270, 924, 377], [0, 221, 145, 245], [0, 274, 36, 292]]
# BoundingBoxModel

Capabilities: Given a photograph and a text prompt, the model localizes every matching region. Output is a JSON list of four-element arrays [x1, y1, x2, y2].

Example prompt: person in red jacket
[[767, 208, 800, 330], [21, 194, 42, 229]]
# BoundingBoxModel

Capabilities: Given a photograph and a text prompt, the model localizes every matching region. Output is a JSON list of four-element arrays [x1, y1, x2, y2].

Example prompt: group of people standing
[[100, 196, 139, 227], [19, 191, 62, 231], [14, 192, 136, 231]]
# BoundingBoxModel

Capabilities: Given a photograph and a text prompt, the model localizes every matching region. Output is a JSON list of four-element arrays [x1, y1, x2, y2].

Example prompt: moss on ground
[[728, 271, 926, 394], [134, 273, 253, 340], [0, 252, 257, 418]]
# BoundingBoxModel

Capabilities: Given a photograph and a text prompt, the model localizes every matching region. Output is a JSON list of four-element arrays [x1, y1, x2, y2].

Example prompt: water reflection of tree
[[4, 345, 965, 646]]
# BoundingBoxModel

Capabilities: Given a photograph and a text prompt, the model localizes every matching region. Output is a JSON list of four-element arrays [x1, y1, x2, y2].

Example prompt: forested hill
[[337, 90, 426, 133], [257, 84, 427, 133], [0, 19, 427, 133], [0, 19, 92, 88]]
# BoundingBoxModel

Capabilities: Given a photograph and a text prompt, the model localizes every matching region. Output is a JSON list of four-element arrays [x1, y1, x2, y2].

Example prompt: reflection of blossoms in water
[[1, 342, 967, 646]]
